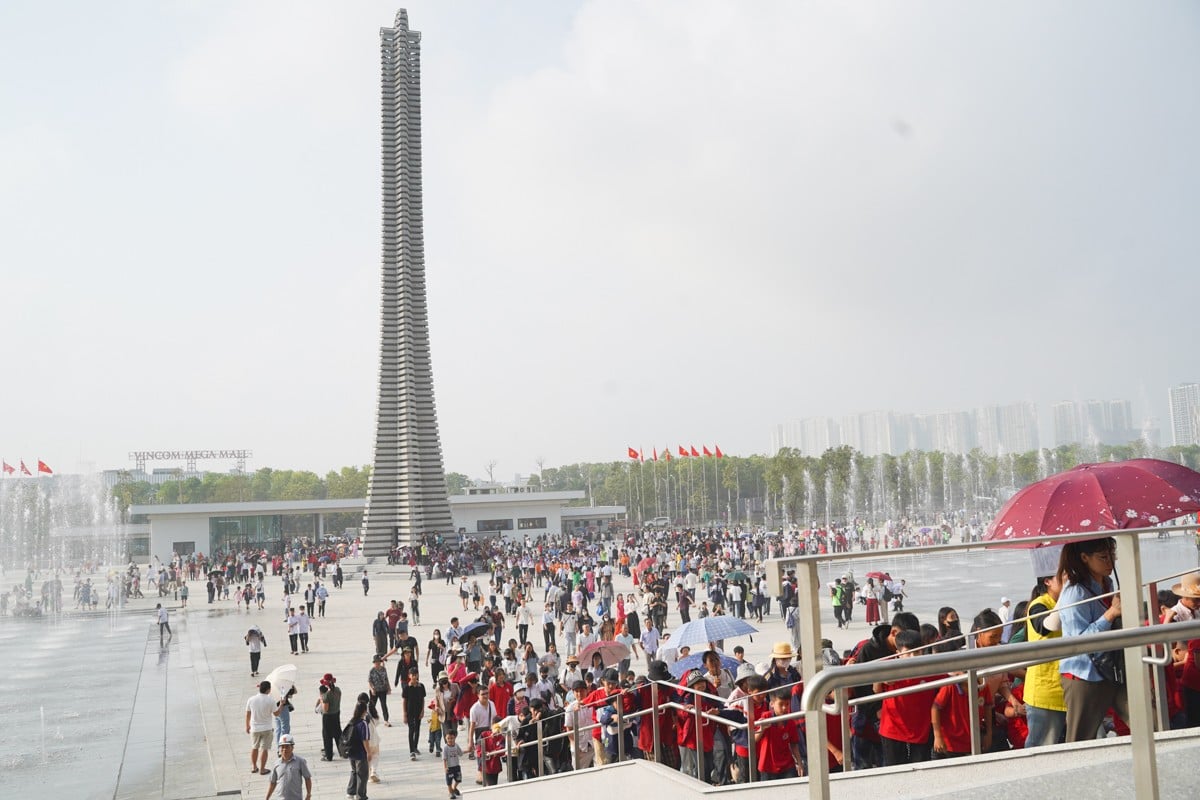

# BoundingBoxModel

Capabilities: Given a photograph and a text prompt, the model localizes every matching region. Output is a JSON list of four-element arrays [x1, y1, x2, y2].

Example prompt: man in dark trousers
[[318, 673, 342, 761]]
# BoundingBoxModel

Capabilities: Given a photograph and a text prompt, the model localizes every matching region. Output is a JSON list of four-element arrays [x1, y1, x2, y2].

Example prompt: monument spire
[[363, 8, 453, 556]]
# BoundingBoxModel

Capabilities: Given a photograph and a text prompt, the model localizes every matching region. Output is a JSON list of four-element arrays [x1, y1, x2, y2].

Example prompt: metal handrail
[[801, 618, 1200, 800], [775, 523, 1193, 797]]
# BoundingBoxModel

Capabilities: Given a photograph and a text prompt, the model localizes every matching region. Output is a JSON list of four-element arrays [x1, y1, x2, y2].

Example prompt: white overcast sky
[[2, 1, 1198, 480]]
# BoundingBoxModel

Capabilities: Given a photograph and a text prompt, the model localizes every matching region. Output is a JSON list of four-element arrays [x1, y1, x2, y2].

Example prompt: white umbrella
[[264, 663, 299, 699]]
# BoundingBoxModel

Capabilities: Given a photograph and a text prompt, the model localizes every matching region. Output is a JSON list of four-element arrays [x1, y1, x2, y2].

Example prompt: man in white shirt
[[245, 680, 276, 775], [563, 680, 594, 770], [998, 597, 1013, 642], [466, 692, 497, 784]]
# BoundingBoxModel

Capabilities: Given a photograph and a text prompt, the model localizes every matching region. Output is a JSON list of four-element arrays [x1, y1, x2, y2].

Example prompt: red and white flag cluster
[[1, 459, 53, 476], [625, 445, 725, 462]]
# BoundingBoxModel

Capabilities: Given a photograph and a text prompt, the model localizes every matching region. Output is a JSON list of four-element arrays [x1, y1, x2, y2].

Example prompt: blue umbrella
[[668, 650, 741, 680], [667, 616, 758, 650], [459, 620, 492, 640]]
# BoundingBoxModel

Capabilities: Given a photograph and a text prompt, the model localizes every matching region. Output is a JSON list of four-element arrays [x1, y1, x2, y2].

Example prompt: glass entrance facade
[[209, 515, 283, 555]]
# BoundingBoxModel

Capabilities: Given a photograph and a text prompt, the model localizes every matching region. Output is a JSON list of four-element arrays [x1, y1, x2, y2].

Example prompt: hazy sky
[[2, 1, 1198, 480]]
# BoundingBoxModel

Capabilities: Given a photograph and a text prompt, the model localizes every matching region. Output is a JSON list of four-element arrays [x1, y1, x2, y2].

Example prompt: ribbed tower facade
[[363, 8, 453, 556]]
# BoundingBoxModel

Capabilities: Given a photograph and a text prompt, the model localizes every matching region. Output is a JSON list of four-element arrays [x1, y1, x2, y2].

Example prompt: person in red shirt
[[584, 669, 632, 765], [874, 630, 939, 765], [677, 671, 717, 779], [487, 670, 514, 725], [1002, 682, 1029, 748], [754, 690, 802, 779], [731, 673, 769, 781], [931, 678, 991, 757], [478, 725, 505, 786], [638, 662, 679, 768]]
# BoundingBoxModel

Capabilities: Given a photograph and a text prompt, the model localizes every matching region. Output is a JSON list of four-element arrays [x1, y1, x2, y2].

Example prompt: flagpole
[[628, 462, 638, 532], [653, 458, 660, 518]]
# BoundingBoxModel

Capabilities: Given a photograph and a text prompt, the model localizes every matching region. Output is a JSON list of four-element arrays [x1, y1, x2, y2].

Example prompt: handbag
[[1085, 581, 1125, 685]]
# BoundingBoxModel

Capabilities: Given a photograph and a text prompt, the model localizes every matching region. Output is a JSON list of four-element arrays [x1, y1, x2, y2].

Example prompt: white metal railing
[[777, 524, 1199, 800]]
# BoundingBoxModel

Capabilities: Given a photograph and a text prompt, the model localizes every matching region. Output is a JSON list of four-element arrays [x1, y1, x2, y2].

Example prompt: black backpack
[[339, 721, 359, 758]]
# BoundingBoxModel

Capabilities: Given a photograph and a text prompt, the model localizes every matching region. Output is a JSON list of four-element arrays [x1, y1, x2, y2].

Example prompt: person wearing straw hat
[[765, 642, 800, 690], [1167, 571, 1200, 623], [1169, 571, 1200, 726]]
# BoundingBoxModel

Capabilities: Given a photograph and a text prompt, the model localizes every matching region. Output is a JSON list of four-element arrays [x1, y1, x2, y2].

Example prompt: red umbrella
[[984, 458, 1200, 546], [634, 557, 657, 573], [866, 571, 891, 582]]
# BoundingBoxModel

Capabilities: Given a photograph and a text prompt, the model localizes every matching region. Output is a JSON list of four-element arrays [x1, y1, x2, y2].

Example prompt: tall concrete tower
[[363, 8, 454, 556]]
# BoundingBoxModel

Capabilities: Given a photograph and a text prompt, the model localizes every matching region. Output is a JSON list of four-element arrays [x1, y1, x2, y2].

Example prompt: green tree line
[[110, 443, 1200, 527]]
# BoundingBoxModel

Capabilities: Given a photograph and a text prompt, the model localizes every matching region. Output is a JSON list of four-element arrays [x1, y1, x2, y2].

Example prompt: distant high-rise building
[[1053, 401, 1081, 447], [799, 417, 840, 455], [363, 9, 454, 555], [1052, 398, 1136, 447], [976, 402, 1038, 455], [1168, 383, 1200, 446]]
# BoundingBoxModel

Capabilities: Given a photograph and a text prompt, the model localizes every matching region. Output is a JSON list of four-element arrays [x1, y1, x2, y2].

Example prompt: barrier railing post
[[506, 731, 516, 783], [694, 694, 706, 781], [796, 558, 828, 786], [836, 687, 851, 773], [536, 717, 545, 777], [616, 694, 626, 763], [746, 703, 758, 784], [967, 670, 981, 755], [571, 707, 581, 770], [1115, 533, 1159, 799], [651, 681, 662, 764]]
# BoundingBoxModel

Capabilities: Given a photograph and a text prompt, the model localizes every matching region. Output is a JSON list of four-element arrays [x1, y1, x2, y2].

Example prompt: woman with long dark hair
[[1057, 537, 1127, 742]]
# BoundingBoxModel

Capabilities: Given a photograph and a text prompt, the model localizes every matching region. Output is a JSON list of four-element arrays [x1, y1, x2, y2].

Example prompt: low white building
[[130, 491, 623, 560]]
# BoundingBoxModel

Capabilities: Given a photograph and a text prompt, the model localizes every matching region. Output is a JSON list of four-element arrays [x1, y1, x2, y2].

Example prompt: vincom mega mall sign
[[129, 449, 253, 471]]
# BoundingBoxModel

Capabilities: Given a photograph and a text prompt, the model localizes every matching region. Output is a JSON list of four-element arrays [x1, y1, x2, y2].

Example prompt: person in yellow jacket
[[1023, 545, 1066, 748]]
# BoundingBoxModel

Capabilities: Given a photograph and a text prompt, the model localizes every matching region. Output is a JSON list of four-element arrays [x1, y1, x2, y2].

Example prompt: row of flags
[[626, 445, 724, 462], [1, 459, 53, 476]]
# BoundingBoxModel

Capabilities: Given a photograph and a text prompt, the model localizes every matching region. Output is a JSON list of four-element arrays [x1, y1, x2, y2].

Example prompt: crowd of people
[[229, 525, 1198, 800]]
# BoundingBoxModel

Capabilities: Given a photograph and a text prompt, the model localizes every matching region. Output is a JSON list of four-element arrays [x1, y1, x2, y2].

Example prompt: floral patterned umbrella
[[984, 458, 1200, 546]]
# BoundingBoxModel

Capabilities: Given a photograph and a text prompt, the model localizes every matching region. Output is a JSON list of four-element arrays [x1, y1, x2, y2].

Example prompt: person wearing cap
[[1024, 549, 1067, 748], [561, 653, 585, 686], [564, 679, 595, 769], [317, 674, 341, 761], [728, 672, 769, 782], [583, 668, 629, 765], [264, 734, 311, 800], [246, 680, 276, 775], [700, 650, 735, 784], [677, 670, 716, 779], [434, 675, 461, 739], [998, 597, 1014, 642], [637, 661, 679, 768]]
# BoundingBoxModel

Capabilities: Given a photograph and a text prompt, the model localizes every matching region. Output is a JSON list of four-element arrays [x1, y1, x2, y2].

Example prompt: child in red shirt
[[932, 678, 991, 757], [755, 690, 803, 779], [875, 630, 939, 765]]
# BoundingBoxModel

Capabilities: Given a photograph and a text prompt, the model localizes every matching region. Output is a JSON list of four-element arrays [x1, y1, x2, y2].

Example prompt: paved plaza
[[3, 534, 1194, 799]]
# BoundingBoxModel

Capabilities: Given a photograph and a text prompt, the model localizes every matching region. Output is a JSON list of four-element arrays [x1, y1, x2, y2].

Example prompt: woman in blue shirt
[[1057, 537, 1126, 742]]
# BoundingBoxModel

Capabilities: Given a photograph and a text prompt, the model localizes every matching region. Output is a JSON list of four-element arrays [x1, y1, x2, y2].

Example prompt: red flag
[[652, 447, 658, 462], [19, 460, 32, 476], [715, 445, 724, 458], [690, 445, 700, 457], [677, 446, 688, 457], [627, 447, 639, 460], [37, 460, 53, 475], [639, 448, 645, 462], [702, 446, 713, 457], [1, 461, 13, 475], [664, 448, 672, 461]]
